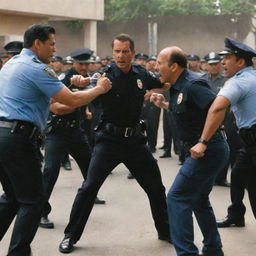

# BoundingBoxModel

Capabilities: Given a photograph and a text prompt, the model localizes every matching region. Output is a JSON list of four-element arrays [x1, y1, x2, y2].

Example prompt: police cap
[[51, 56, 63, 63], [219, 37, 256, 59], [4, 41, 23, 54], [204, 52, 221, 64], [147, 55, 157, 61], [135, 53, 148, 60], [62, 56, 73, 64], [70, 48, 93, 63], [187, 54, 200, 61]]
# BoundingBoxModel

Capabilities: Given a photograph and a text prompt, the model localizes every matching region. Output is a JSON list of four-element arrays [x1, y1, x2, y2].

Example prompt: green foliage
[[64, 20, 84, 30], [105, 0, 256, 22]]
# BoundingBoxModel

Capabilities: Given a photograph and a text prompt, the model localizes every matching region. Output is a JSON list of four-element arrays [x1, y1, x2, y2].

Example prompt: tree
[[105, 0, 256, 22]]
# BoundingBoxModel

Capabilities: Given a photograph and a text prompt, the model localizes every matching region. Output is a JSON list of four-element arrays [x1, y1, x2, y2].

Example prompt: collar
[[21, 48, 38, 58], [235, 66, 254, 76], [112, 63, 140, 77]]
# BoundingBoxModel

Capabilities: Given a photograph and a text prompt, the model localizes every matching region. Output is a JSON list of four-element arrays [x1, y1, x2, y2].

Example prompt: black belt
[[0, 120, 41, 140], [103, 122, 144, 137]]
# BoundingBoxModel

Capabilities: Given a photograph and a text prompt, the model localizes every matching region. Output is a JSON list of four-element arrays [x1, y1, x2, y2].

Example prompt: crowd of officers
[[0, 25, 256, 256]]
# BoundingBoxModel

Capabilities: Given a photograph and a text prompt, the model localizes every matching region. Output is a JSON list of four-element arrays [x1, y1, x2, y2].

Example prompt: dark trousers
[[167, 134, 229, 256], [0, 127, 44, 256], [42, 127, 91, 217], [63, 130, 169, 243], [142, 101, 161, 150], [227, 147, 256, 220]]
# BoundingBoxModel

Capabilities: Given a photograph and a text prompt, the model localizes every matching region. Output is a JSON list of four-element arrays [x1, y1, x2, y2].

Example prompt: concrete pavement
[[1, 149, 256, 256]]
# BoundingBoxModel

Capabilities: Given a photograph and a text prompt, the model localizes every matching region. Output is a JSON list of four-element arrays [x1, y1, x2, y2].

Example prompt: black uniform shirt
[[169, 69, 216, 141], [101, 63, 163, 127]]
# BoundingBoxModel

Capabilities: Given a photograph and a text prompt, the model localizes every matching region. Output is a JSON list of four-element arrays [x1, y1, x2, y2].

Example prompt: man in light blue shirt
[[0, 24, 111, 256], [191, 37, 256, 229]]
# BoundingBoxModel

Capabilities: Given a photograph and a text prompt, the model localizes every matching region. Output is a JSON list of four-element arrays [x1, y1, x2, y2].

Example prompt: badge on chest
[[137, 79, 143, 89], [177, 93, 183, 104]]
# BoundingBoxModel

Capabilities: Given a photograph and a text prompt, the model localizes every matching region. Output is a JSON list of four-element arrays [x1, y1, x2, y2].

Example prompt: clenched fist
[[150, 93, 169, 109], [71, 75, 91, 88], [95, 73, 112, 94]]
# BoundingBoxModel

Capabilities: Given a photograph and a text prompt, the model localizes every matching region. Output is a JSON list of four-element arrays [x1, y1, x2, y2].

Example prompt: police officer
[[1, 40, 23, 65], [58, 34, 171, 254], [40, 48, 106, 229], [191, 38, 256, 227], [151, 46, 229, 256], [50, 55, 64, 76], [0, 24, 111, 256], [134, 52, 148, 68]]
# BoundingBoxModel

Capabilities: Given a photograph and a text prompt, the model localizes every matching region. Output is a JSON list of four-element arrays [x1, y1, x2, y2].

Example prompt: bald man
[[151, 47, 229, 256]]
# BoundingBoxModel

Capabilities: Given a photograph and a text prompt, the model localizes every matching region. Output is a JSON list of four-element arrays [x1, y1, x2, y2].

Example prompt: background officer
[[134, 52, 148, 68], [58, 34, 171, 254], [191, 38, 256, 227], [1, 40, 23, 65], [151, 46, 229, 256], [0, 24, 111, 256], [40, 48, 106, 228]]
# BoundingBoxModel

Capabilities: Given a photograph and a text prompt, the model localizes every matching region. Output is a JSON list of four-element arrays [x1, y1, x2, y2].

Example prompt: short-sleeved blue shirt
[[0, 48, 64, 130], [218, 67, 256, 129], [169, 69, 216, 141]]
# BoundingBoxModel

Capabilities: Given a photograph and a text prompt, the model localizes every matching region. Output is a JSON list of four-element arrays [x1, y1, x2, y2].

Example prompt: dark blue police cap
[[135, 53, 148, 60], [147, 55, 157, 61], [4, 41, 23, 54], [219, 37, 256, 58], [187, 54, 200, 61], [51, 56, 63, 63], [70, 48, 93, 63], [204, 52, 221, 64]]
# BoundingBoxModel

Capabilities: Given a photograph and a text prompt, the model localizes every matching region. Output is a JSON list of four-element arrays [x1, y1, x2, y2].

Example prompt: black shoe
[[62, 162, 72, 171], [214, 180, 230, 187], [127, 172, 135, 179], [158, 145, 166, 150], [160, 151, 171, 158], [94, 197, 106, 204], [39, 216, 54, 229], [158, 233, 172, 244], [217, 216, 245, 228], [59, 237, 74, 254]]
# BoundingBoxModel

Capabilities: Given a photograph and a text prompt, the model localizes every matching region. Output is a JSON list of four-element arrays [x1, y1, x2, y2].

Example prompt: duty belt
[[103, 122, 144, 138], [0, 120, 41, 140]]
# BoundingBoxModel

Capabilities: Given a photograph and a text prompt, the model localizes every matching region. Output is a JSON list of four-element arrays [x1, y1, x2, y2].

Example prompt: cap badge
[[177, 93, 183, 104], [137, 79, 143, 89]]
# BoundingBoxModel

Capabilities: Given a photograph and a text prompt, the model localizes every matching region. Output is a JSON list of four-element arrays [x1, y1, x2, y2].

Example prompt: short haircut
[[235, 54, 253, 67], [169, 51, 187, 68], [24, 24, 56, 48], [112, 33, 135, 52]]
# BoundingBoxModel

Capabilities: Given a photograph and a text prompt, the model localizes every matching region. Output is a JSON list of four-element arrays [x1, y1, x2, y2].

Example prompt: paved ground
[[1, 144, 256, 256]]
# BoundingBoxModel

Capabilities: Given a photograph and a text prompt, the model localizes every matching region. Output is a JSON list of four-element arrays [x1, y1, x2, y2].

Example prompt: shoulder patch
[[43, 67, 58, 79], [32, 57, 42, 64], [58, 73, 66, 81]]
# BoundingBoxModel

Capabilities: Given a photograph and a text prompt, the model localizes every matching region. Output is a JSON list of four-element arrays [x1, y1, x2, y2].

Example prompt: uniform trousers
[[167, 134, 229, 256], [0, 127, 44, 256], [227, 147, 256, 220], [42, 126, 91, 217], [63, 130, 169, 243]]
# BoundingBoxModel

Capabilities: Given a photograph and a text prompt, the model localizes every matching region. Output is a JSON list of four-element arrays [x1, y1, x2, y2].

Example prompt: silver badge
[[58, 73, 66, 81], [177, 93, 183, 104], [137, 79, 143, 89]]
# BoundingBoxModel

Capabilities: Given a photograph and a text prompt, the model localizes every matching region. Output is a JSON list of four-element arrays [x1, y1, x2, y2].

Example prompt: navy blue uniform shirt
[[169, 69, 216, 141], [101, 63, 163, 127]]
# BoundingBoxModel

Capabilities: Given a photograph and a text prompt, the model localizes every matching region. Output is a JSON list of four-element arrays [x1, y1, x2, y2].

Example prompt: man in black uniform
[[58, 34, 171, 253], [151, 46, 229, 256], [40, 48, 105, 229], [1, 41, 23, 65]]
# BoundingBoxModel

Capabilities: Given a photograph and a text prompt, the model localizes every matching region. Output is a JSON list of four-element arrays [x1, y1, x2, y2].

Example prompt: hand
[[71, 75, 91, 87], [190, 143, 207, 159], [95, 73, 112, 94], [144, 90, 152, 101], [150, 93, 167, 108]]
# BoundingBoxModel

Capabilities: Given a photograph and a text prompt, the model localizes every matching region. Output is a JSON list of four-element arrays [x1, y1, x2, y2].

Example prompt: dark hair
[[169, 51, 187, 68], [111, 33, 135, 52], [24, 24, 56, 48], [235, 54, 253, 67]]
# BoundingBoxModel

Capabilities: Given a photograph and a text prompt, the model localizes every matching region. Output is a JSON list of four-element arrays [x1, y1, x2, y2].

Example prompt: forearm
[[50, 102, 76, 115], [200, 107, 227, 141]]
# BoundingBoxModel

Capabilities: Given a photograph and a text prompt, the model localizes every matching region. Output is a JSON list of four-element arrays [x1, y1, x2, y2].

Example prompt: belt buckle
[[124, 127, 132, 137]]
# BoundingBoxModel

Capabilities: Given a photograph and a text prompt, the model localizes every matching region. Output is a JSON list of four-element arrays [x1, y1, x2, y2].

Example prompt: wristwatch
[[198, 138, 208, 145]]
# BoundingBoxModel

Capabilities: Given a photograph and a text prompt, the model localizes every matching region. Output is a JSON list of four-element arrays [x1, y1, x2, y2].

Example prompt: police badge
[[137, 79, 143, 89], [177, 93, 183, 104]]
